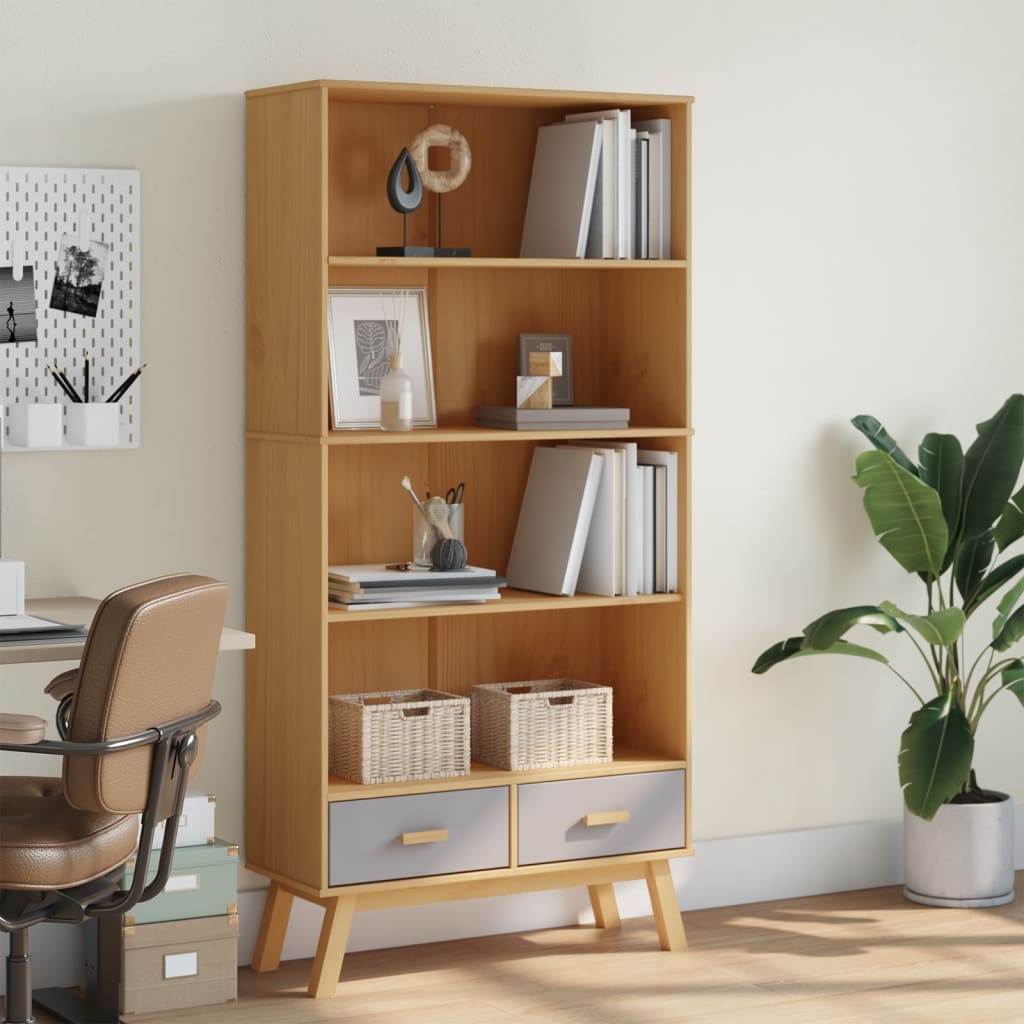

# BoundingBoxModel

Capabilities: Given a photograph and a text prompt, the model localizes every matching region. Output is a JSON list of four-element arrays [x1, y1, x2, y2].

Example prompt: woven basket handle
[[547, 696, 575, 707], [401, 707, 431, 718]]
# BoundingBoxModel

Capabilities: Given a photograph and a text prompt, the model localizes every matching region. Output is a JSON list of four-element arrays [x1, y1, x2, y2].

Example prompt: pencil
[[52, 365, 83, 403], [84, 356, 89, 403], [106, 363, 146, 403], [48, 366, 79, 402]]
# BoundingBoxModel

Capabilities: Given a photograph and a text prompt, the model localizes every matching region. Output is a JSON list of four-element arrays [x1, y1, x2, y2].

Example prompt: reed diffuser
[[379, 289, 413, 431]]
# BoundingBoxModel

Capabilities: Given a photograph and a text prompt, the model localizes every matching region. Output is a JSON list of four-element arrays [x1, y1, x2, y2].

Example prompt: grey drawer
[[328, 787, 509, 886], [518, 770, 685, 866]]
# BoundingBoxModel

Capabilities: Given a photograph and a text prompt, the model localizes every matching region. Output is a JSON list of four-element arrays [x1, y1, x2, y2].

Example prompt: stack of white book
[[328, 565, 506, 610], [519, 109, 672, 260], [505, 445, 677, 598]]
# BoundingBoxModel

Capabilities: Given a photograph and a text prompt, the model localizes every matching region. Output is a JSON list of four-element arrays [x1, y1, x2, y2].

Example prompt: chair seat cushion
[[0, 776, 138, 890]]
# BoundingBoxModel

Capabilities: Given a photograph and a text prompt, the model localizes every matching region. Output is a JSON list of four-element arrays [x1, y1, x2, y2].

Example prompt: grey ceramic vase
[[903, 791, 1015, 907]]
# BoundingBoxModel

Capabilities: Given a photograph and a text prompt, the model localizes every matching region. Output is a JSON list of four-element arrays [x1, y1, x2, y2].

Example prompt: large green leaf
[[1001, 660, 1024, 708], [959, 394, 1024, 543], [751, 636, 888, 675], [879, 602, 966, 647], [851, 415, 918, 476], [954, 532, 995, 604], [993, 577, 1024, 641], [964, 553, 1024, 617], [992, 604, 1024, 653], [802, 606, 902, 650], [993, 485, 1024, 552], [919, 433, 964, 556], [853, 451, 948, 577], [898, 692, 974, 820]]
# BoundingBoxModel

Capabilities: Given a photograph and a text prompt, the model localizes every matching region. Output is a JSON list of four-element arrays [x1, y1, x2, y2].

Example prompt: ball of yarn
[[432, 537, 468, 571]]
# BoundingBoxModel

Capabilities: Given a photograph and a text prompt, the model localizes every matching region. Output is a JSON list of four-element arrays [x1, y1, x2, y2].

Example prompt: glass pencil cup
[[413, 503, 465, 567]]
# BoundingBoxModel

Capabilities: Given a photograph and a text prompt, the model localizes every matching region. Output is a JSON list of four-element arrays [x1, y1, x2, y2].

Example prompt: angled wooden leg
[[308, 895, 357, 998], [589, 883, 621, 928], [646, 859, 687, 951], [252, 881, 295, 972]]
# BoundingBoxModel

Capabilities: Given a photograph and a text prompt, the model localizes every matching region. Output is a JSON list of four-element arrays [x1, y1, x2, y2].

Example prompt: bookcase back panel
[[327, 620, 431, 695], [329, 102, 551, 259], [599, 603, 688, 759]]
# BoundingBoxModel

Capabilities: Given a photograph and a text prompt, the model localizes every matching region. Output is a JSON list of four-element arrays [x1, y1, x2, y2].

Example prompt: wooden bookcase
[[244, 79, 693, 998]]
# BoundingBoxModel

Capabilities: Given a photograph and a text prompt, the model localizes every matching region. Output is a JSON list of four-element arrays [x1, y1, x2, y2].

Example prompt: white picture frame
[[327, 286, 436, 429]]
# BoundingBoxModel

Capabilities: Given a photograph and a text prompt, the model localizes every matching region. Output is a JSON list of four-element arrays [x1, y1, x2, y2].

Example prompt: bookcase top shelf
[[247, 79, 694, 108], [328, 257, 688, 271], [325, 589, 683, 624]]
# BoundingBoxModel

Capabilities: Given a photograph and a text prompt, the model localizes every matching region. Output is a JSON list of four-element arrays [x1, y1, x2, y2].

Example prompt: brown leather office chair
[[0, 574, 227, 1024]]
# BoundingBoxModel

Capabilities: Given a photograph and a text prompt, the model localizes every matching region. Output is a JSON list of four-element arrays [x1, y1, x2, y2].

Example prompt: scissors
[[445, 482, 465, 505]]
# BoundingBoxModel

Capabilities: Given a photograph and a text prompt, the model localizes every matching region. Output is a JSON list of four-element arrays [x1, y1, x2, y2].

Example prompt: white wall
[[2, 0, 1023, 943]]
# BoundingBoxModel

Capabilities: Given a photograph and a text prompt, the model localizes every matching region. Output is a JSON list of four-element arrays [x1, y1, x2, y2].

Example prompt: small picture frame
[[518, 333, 573, 406], [327, 286, 437, 429]]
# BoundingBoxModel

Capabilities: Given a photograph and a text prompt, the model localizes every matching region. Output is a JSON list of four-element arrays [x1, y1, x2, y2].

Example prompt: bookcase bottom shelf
[[251, 852, 690, 998], [327, 750, 687, 800]]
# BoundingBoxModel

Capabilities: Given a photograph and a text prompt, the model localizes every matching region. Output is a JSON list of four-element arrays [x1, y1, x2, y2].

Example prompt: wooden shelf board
[[327, 750, 687, 801], [247, 79, 694, 108], [328, 256, 688, 271], [321, 426, 693, 446], [326, 589, 683, 623]]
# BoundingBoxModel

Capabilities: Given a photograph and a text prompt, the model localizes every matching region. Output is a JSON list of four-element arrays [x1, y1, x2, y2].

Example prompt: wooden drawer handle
[[400, 828, 449, 846], [584, 810, 630, 827]]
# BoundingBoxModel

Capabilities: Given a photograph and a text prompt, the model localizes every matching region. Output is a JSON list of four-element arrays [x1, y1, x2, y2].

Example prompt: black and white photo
[[0, 266, 38, 344], [49, 235, 109, 318]]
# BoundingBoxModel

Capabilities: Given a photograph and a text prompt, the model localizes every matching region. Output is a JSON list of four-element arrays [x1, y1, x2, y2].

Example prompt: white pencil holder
[[9, 402, 63, 447], [67, 403, 120, 447]]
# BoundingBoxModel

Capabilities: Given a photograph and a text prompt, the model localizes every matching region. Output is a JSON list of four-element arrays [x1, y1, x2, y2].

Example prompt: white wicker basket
[[471, 679, 612, 771], [328, 689, 470, 785]]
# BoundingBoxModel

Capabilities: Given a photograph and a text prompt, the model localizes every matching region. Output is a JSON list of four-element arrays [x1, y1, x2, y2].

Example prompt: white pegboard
[[0, 166, 140, 449]]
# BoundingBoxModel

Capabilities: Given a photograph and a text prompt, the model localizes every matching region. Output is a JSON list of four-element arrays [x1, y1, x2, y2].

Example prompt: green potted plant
[[753, 394, 1024, 907]]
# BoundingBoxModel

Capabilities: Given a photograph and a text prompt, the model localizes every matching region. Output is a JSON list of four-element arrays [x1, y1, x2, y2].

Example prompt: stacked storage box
[[120, 793, 239, 1015]]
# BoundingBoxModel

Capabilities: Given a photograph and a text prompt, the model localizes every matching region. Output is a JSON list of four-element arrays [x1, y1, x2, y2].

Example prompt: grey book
[[475, 406, 630, 430]]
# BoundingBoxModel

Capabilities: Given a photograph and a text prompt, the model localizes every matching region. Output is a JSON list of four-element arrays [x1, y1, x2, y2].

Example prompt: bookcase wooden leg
[[252, 881, 294, 973], [589, 883, 621, 928], [646, 859, 687, 951], [308, 895, 357, 998]]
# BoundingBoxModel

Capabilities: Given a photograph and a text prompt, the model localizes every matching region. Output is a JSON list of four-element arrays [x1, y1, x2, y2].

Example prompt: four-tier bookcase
[[245, 78, 693, 998]]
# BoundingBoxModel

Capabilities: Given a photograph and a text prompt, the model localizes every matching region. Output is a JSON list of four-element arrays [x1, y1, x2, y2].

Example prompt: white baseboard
[[6, 807, 1022, 993]]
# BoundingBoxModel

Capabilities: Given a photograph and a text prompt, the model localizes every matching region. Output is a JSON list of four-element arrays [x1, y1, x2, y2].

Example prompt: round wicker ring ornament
[[408, 124, 472, 193]]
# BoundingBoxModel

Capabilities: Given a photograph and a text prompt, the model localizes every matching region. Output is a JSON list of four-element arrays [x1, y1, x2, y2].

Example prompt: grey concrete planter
[[903, 791, 1015, 907]]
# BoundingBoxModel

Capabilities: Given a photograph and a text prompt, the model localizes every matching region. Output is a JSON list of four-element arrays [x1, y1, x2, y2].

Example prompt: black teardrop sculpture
[[386, 148, 424, 214]]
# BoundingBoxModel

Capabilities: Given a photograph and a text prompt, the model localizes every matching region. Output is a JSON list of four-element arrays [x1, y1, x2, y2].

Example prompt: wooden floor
[[28, 876, 1024, 1024]]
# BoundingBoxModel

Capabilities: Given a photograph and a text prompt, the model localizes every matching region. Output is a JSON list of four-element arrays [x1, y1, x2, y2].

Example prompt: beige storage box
[[472, 679, 612, 770], [122, 914, 237, 1015], [328, 688, 470, 784]]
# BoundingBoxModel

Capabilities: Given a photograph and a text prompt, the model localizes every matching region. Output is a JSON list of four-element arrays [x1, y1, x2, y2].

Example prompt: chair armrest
[[0, 700, 220, 755], [45, 669, 79, 701], [0, 713, 46, 744]]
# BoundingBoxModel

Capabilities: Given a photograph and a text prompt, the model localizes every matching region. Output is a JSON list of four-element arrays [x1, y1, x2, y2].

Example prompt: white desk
[[0, 597, 255, 665]]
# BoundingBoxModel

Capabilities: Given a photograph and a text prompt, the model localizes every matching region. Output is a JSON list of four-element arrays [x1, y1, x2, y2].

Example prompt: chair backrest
[[63, 574, 228, 814]]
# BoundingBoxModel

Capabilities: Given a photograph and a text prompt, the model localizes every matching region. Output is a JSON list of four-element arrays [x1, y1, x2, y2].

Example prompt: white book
[[640, 465, 655, 594], [506, 446, 604, 596], [559, 446, 623, 596], [335, 599, 489, 611], [638, 449, 678, 592], [583, 120, 617, 258], [328, 564, 497, 584], [520, 120, 602, 258], [593, 441, 640, 596], [332, 587, 502, 604], [628, 127, 637, 259], [566, 108, 631, 258], [634, 118, 671, 259]]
